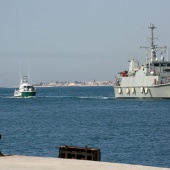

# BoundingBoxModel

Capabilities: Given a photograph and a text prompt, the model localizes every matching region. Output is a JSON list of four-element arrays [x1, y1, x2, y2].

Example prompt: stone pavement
[[0, 155, 169, 170]]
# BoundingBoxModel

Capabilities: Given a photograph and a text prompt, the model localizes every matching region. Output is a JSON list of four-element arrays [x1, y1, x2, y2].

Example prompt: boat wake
[[37, 95, 114, 100], [78, 96, 114, 100], [0, 96, 36, 99]]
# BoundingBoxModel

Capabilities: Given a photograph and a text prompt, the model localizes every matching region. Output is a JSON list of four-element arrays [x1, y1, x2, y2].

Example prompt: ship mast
[[149, 24, 157, 61], [140, 23, 167, 63], [149, 24, 156, 48]]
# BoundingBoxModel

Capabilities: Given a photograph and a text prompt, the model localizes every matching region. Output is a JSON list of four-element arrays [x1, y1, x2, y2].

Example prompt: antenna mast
[[140, 23, 167, 63], [148, 23, 156, 48]]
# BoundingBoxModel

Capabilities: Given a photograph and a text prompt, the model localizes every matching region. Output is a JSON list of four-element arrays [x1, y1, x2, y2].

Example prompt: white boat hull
[[114, 84, 170, 98]]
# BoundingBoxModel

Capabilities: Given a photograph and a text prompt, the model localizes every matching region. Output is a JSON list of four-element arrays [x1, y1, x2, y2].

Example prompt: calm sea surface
[[0, 86, 170, 167]]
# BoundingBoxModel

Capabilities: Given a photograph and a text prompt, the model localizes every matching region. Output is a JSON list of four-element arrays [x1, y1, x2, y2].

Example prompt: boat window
[[161, 63, 166, 66], [154, 63, 159, 66], [167, 63, 170, 67]]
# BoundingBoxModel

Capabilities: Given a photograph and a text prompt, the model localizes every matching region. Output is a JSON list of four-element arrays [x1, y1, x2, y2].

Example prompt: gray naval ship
[[114, 24, 170, 98]]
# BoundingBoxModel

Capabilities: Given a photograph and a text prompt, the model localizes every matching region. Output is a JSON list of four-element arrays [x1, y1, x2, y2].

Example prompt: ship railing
[[158, 77, 170, 85], [113, 82, 120, 86]]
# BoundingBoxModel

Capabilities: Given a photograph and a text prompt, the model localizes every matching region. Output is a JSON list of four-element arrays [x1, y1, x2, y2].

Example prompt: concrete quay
[[0, 155, 169, 170]]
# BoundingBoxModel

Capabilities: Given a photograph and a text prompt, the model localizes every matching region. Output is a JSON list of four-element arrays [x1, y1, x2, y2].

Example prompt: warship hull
[[114, 84, 170, 98]]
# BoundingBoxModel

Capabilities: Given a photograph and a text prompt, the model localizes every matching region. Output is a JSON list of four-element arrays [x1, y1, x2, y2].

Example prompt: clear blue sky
[[0, 0, 170, 87]]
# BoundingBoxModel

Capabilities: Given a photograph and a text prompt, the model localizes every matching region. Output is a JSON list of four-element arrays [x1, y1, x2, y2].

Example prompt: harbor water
[[0, 86, 170, 168]]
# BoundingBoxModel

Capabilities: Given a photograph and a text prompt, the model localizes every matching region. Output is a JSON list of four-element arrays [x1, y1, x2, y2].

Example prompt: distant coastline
[[33, 81, 114, 87], [0, 81, 114, 88]]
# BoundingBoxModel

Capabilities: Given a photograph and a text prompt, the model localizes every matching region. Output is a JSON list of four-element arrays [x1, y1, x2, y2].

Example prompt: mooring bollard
[[59, 145, 101, 161]]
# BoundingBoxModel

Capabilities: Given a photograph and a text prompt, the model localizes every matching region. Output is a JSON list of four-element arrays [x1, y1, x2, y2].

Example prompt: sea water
[[0, 86, 170, 168]]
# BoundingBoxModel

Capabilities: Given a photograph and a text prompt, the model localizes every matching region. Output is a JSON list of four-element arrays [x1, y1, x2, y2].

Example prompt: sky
[[1, 0, 170, 87]]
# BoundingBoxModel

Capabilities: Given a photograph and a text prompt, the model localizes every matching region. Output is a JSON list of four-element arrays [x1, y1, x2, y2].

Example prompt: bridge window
[[154, 63, 159, 66]]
